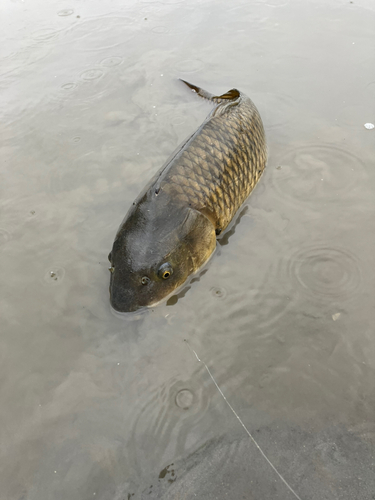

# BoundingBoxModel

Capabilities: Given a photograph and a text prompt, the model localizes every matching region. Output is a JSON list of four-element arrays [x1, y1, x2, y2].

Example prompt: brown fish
[[108, 80, 267, 312]]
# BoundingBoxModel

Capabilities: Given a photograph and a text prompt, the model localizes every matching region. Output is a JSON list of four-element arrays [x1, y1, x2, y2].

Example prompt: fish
[[108, 79, 267, 312]]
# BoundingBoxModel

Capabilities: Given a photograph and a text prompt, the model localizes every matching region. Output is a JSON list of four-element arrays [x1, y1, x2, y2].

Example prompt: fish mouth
[[109, 287, 177, 313], [109, 275, 182, 313], [109, 280, 165, 313], [109, 249, 217, 313], [109, 289, 141, 313], [110, 303, 150, 319]]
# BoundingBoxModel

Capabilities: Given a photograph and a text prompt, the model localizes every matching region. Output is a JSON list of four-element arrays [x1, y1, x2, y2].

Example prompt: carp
[[108, 80, 267, 312]]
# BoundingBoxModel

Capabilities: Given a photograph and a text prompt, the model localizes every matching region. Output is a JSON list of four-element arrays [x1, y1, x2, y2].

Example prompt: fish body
[[108, 80, 267, 312]]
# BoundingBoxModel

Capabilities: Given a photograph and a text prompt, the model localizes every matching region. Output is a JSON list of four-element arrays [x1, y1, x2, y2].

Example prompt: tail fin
[[180, 79, 240, 103]]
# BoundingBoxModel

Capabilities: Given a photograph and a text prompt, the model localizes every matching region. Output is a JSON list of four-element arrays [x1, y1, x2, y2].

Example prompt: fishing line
[[184, 339, 303, 500]]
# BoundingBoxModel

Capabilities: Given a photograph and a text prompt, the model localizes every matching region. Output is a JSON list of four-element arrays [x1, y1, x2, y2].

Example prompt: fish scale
[[162, 86, 266, 231]]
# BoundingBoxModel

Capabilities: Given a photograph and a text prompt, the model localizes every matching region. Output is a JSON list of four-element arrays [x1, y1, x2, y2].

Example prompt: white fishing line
[[184, 339, 303, 500]]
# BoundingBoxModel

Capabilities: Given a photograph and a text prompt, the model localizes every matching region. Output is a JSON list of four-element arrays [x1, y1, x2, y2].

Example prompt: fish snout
[[109, 282, 139, 313], [110, 293, 138, 313]]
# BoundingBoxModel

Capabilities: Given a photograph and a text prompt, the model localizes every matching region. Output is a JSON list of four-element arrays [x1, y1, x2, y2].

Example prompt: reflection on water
[[1, 0, 375, 499]]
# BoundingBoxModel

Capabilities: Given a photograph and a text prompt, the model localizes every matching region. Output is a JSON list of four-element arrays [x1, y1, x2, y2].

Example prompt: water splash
[[43, 266, 66, 285]]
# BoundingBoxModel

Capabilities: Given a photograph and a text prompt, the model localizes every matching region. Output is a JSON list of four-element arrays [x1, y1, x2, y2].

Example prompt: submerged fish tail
[[180, 79, 240, 103]]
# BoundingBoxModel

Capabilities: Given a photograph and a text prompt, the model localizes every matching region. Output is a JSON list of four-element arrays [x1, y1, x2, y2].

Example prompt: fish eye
[[158, 262, 173, 280], [141, 276, 150, 285], [108, 266, 114, 273]]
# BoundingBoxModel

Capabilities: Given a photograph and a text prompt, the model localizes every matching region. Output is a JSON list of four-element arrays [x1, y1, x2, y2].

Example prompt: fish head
[[108, 204, 216, 312]]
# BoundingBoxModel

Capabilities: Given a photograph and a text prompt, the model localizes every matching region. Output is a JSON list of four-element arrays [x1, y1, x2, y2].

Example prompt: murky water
[[1, 0, 375, 499]]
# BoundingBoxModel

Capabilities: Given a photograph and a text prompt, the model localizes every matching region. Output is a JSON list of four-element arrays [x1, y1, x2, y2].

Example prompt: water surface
[[1, 0, 375, 499]]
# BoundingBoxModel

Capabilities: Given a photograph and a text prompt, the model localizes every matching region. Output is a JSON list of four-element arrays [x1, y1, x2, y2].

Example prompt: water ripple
[[47, 157, 104, 195], [31, 28, 63, 42], [63, 16, 139, 52], [0, 30, 59, 79], [100, 56, 123, 67], [286, 245, 362, 300], [271, 144, 366, 207], [226, 284, 291, 334], [151, 26, 169, 34], [210, 287, 227, 300], [175, 59, 204, 74], [43, 266, 66, 286], [80, 68, 104, 81], [126, 374, 211, 474], [52, 70, 112, 110], [0, 227, 12, 246], [170, 114, 186, 126], [175, 389, 194, 410], [61, 82, 77, 90], [57, 9, 74, 17]]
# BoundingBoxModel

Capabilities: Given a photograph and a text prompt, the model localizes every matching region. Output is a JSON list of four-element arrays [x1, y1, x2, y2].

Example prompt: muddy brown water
[[1, 0, 375, 499]]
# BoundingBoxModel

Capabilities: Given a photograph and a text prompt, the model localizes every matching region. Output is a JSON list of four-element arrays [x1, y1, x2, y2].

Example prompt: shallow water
[[1, 0, 375, 499]]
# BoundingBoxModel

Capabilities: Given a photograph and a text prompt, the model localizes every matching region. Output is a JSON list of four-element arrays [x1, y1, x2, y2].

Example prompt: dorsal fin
[[180, 79, 240, 103]]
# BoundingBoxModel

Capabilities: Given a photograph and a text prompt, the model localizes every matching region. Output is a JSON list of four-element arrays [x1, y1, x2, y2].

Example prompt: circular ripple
[[160, 110, 186, 128], [151, 26, 169, 34], [0, 228, 12, 245], [80, 68, 104, 81], [272, 144, 366, 207], [61, 82, 77, 90], [288, 246, 361, 299], [127, 375, 210, 470], [175, 59, 204, 74], [171, 114, 186, 126], [100, 56, 123, 67], [43, 267, 66, 286], [175, 389, 194, 410], [71, 136, 81, 143], [58, 9, 74, 16], [210, 287, 227, 300]]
